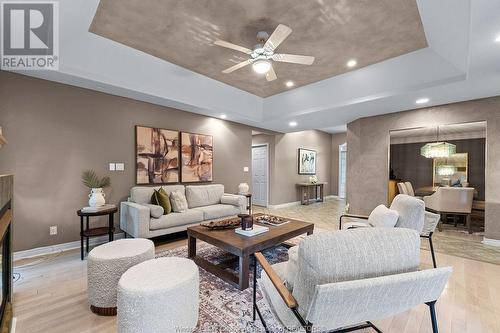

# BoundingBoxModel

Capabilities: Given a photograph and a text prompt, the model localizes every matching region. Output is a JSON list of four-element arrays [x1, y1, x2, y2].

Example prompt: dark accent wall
[[390, 139, 485, 200]]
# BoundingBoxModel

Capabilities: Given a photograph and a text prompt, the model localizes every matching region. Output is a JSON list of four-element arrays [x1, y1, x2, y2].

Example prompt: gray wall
[[252, 130, 333, 205], [0, 72, 252, 251], [347, 96, 500, 240], [330, 133, 347, 196]]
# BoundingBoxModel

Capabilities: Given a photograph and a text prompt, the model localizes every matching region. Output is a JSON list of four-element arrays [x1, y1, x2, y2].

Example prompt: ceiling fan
[[214, 24, 315, 82]]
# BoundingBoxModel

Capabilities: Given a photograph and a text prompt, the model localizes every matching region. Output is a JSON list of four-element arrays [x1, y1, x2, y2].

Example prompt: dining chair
[[424, 187, 475, 233], [397, 182, 408, 195]]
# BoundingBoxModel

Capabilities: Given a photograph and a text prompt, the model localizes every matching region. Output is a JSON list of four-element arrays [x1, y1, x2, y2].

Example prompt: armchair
[[253, 228, 452, 333], [339, 194, 440, 268], [423, 187, 474, 233]]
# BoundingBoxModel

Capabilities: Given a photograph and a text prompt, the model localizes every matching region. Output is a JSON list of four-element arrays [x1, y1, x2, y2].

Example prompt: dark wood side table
[[77, 206, 117, 260]]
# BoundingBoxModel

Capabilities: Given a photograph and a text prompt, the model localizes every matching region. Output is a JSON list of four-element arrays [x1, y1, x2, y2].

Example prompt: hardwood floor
[[12, 203, 500, 333]]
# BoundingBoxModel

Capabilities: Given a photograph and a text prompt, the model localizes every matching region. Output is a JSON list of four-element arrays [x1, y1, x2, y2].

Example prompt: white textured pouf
[[87, 238, 155, 316], [117, 257, 199, 333]]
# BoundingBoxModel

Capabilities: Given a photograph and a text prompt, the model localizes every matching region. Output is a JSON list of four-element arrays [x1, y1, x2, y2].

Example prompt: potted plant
[[81, 169, 111, 207]]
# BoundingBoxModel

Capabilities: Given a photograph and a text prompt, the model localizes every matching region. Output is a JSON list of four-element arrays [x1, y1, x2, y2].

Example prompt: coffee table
[[187, 214, 314, 290]]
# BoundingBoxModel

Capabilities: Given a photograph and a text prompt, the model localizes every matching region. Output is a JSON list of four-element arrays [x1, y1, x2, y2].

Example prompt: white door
[[338, 143, 347, 199], [252, 145, 268, 206]]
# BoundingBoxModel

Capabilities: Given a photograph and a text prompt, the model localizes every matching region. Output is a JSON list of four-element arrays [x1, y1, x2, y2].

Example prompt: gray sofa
[[120, 184, 246, 238]]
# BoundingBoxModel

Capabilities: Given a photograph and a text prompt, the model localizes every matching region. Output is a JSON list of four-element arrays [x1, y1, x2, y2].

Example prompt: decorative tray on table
[[200, 218, 240, 230], [254, 215, 289, 226]]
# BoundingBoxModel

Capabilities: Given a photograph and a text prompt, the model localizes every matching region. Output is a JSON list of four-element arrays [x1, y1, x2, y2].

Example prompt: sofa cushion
[[368, 204, 399, 228], [170, 191, 189, 213], [192, 204, 240, 220], [185, 184, 224, 208], [142, 204, 164, 218], [130, 185, 185, 204], [220, 194, 243, 207], [149, 209, 204, 230]]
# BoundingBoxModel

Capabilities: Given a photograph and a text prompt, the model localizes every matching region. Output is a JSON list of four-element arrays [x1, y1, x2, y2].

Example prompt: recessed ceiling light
[[416, 98, 430, 104], [289, 121, 297, 127], [495, 35, 500, 43], [220, 114, 227, 119], [285, 81, 294, 88], [252, 60, 271, 74], [347, 59, 357, 68]]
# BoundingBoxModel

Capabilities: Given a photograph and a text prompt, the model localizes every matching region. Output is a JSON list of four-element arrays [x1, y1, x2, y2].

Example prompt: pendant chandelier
[[420, 126, 456, 158]]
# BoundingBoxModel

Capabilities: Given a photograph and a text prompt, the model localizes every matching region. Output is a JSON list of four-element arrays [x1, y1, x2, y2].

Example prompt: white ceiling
[[11, 0, 500, 134], [390, 121, 487, 144]]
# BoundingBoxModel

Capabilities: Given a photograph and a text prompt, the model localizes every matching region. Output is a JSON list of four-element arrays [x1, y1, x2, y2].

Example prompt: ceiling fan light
[[252, 60, 271, 74]]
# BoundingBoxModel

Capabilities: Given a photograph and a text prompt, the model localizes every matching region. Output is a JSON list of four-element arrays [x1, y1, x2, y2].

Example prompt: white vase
[[88, 188, 106, 207], [238, 183, 249, 194]]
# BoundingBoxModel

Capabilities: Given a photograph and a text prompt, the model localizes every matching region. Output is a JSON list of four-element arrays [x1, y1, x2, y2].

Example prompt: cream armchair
[[253, 228, 452, 333], [339, 195, 441, 268], [423, 187, 474, 234]]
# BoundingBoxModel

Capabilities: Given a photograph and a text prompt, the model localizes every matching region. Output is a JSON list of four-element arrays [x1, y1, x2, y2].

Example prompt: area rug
[[156, 241, 299, 333]]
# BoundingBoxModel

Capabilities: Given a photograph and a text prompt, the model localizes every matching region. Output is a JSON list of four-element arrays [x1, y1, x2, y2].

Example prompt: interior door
[[339, 143, 347, 199], [252, 145, 268, 206]]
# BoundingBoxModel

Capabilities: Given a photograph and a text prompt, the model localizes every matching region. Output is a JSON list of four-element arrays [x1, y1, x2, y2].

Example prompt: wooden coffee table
[[187, 214, 314, 290]]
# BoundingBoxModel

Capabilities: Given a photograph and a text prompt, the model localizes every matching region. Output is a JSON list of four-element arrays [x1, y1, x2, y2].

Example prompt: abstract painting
[[181, 132, 213, 182], [136, 126, 179, 184], [298, 148, 316, 175]]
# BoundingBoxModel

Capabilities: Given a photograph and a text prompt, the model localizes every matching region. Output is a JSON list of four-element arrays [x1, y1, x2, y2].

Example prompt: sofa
[[120, 184, 246, 238]]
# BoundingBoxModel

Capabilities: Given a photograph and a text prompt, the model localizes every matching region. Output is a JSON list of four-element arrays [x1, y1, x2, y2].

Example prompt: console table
[[77, 206, 117, 260], [296, 182, 327, 205]]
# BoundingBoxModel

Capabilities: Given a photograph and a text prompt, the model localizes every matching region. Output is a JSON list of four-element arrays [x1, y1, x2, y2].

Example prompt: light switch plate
[[109, 163, 116, 171], [243, 167, 249, 172], [116, 163, 125, 171]]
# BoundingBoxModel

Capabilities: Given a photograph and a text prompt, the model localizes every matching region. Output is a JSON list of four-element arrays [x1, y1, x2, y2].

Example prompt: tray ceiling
[[90, 0, 427, 97]]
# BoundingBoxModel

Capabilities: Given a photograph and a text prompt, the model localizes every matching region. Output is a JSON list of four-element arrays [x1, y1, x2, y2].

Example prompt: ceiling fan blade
[[264, 24, 292, 52], [214, 40, 252, 54], [266, 66, 277, 81], [222, 59, 253, 74], [272, 53, 315, 65]]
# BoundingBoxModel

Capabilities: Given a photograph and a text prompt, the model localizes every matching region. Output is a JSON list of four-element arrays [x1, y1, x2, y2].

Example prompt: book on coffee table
[[235, 225, 269, 237]]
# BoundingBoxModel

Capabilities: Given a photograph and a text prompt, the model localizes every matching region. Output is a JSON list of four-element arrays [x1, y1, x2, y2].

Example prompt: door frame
[[338, 142, 347, 199], [251, 143, 269, 207]]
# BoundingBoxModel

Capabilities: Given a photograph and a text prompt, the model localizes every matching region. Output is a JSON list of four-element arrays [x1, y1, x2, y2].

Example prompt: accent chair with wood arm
[[339, 194, 440, 268], [253, 228, 452, 333]]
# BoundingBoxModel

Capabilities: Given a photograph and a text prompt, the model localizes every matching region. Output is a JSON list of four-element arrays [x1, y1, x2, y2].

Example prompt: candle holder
[[238, 214, 254, 231]]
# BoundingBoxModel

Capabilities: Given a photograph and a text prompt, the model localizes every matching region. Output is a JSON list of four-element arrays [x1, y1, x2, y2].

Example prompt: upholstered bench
[[87, 238, 155, 316], [117, 257, 199, 333]]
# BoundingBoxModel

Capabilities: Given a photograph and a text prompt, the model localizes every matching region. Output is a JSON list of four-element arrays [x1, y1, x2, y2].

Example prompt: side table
[[77, 206, 117, 260]]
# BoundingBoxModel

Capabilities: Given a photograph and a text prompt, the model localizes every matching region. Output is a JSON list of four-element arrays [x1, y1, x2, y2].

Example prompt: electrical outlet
[[243, 166, 249, 172], [109, 163, 116, 171], [49, 226, 57, 236], [116, 163, 125, 171]]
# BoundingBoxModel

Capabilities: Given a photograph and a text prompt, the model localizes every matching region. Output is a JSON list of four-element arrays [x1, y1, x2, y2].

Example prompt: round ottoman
[[87, 238, 155, 316], [117, 257, 199, 333]]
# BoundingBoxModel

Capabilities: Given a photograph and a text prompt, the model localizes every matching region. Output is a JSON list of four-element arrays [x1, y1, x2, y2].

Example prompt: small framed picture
[[298, 148, 316, 175]]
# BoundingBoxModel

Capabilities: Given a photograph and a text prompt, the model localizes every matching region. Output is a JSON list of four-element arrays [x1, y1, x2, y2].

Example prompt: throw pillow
[[151, 189, 172, 215], [368, 204, 399, 228], [220, 194, 242, 206], [143, 204, 164, 218], [170, 190, 188, 213]]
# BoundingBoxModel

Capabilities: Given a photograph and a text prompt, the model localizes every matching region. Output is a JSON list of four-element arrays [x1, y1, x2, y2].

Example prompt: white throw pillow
[[368, 204, 399, 228], [220, 194, 242, 207], [170, 191, 188, 213], [142, 204, 164, 218]]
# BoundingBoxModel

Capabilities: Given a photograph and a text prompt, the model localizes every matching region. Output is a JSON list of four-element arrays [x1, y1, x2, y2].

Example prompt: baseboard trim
[[268, 195, 340, 209], [482, 237, 500, 247], [14, 232, 125, 261]]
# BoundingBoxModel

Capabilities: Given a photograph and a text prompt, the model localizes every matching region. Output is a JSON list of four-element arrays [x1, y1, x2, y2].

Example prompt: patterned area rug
[[156, 241, 299, 333]]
